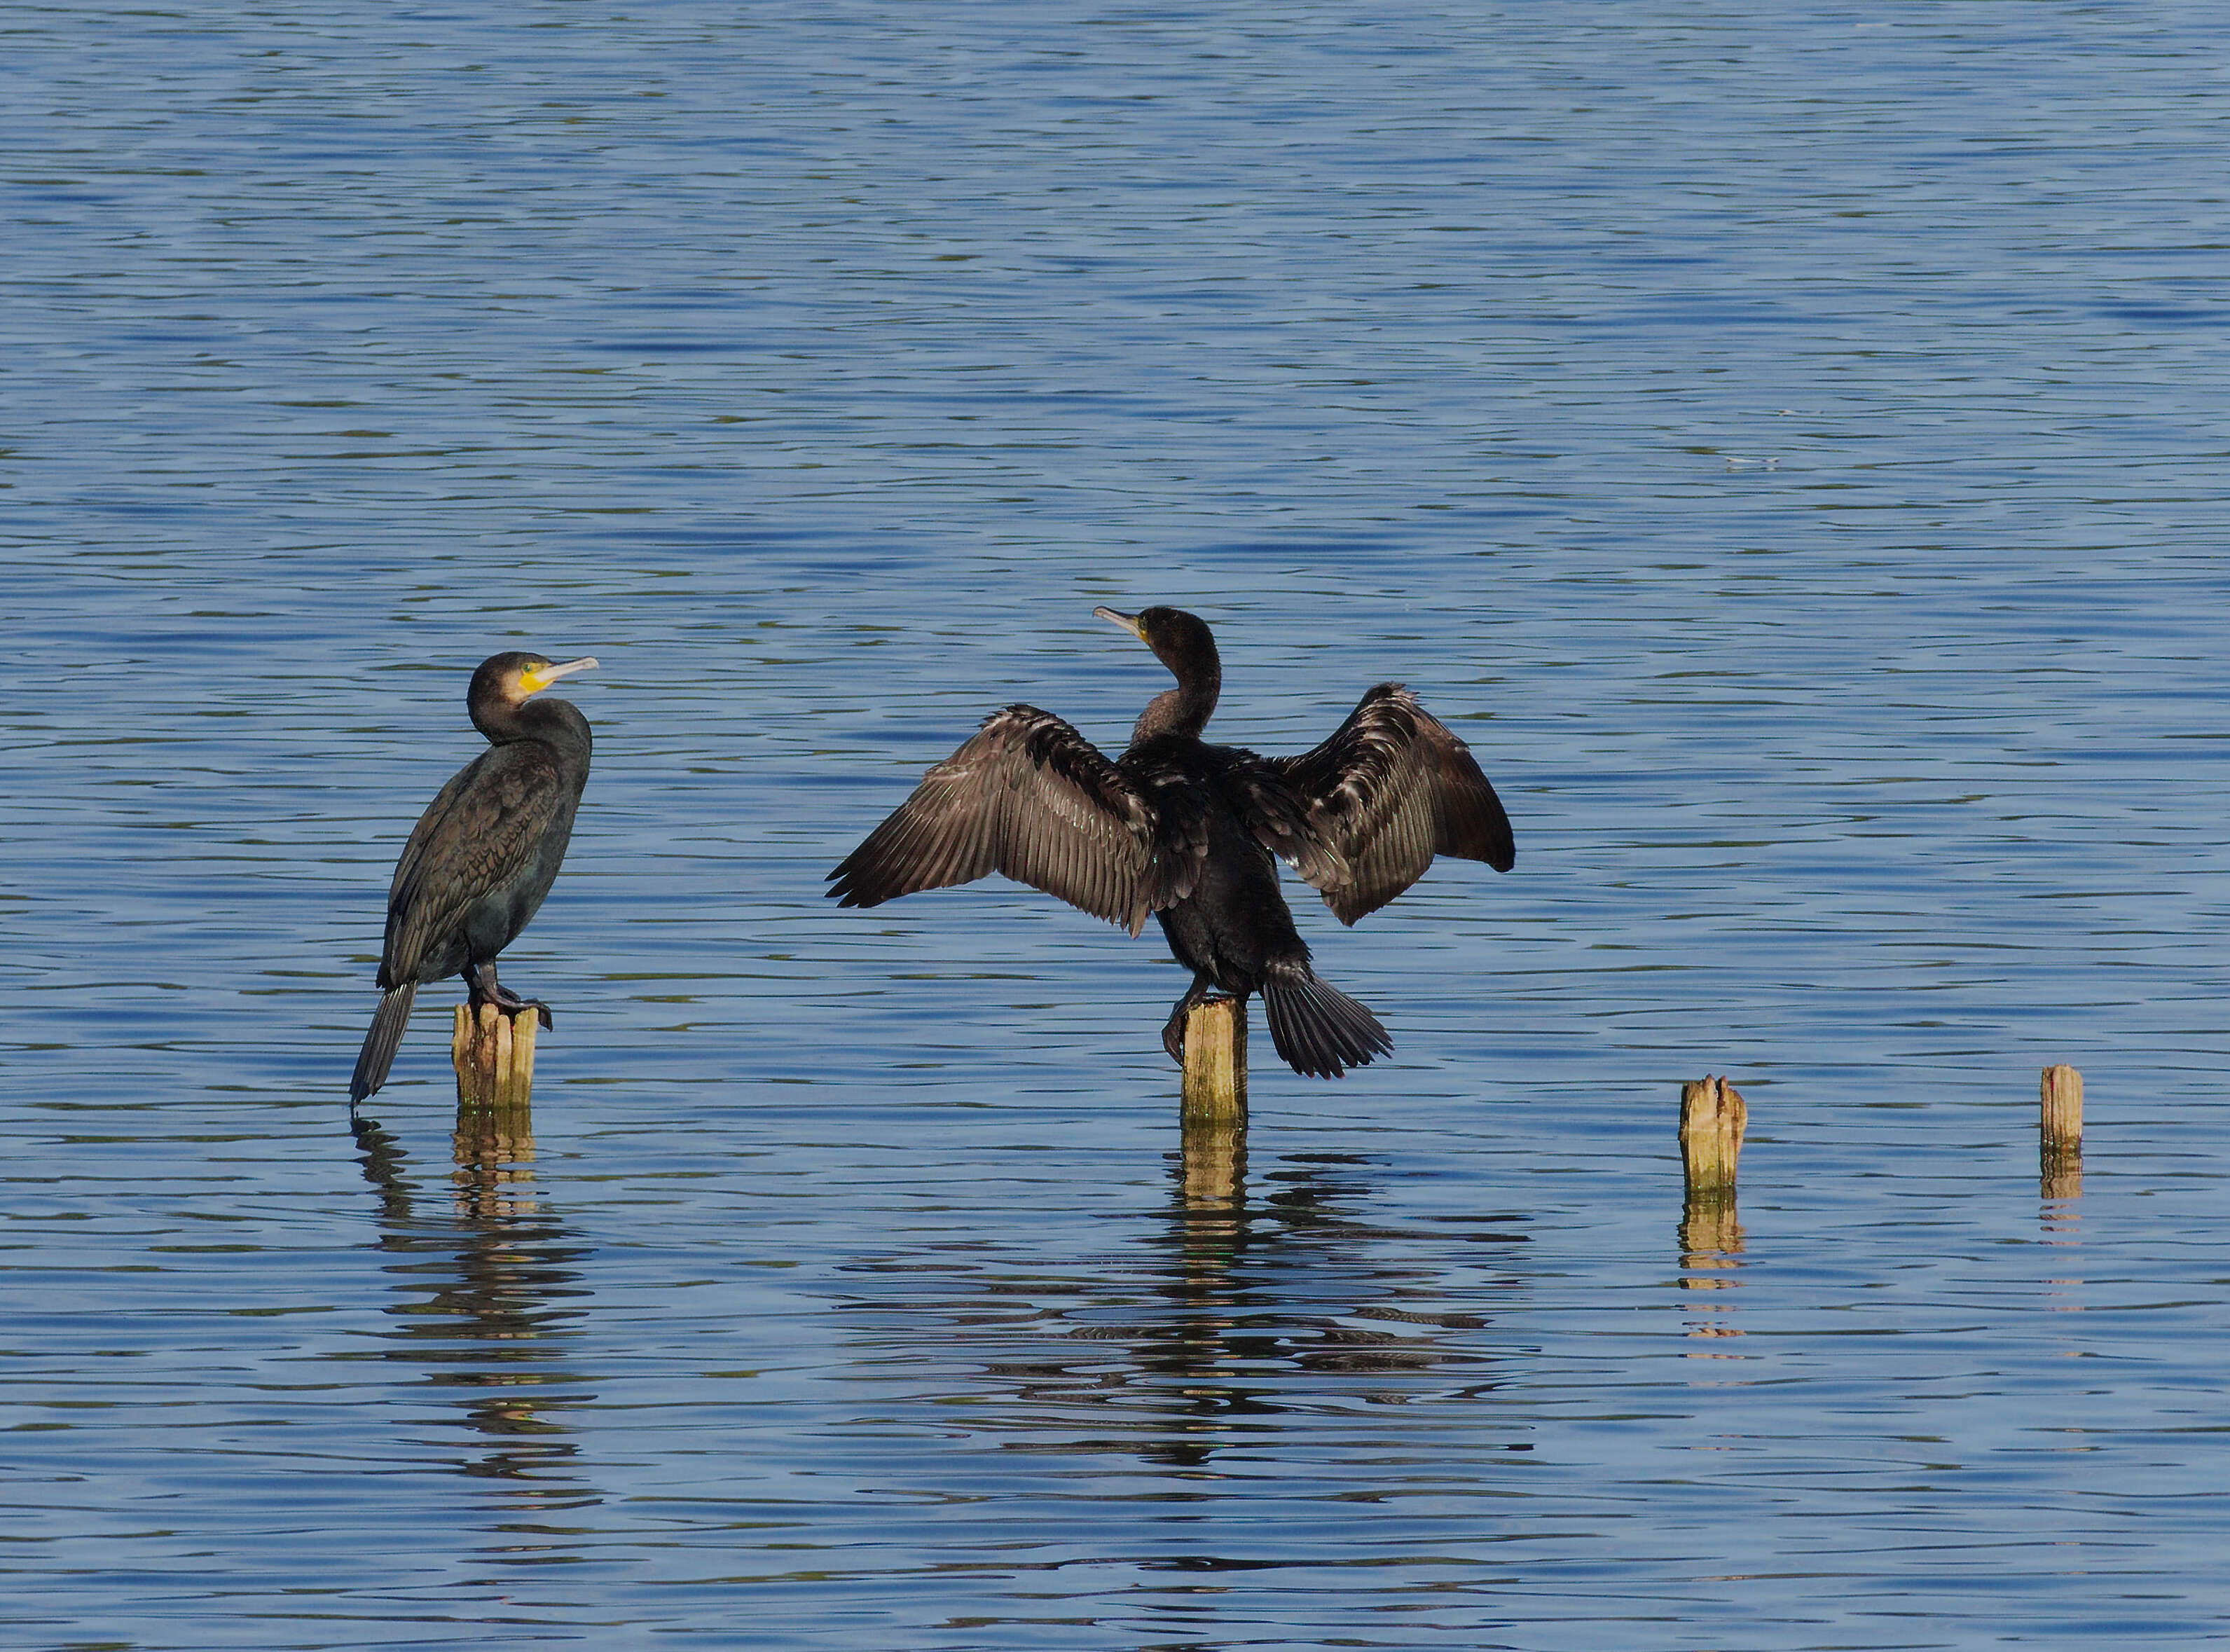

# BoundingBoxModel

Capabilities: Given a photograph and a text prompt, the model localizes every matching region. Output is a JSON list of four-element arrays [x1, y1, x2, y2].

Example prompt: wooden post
[[1679, 1075, 1746, 1199], [1181, 998, 1246, 1206], [1181, 998, 1246, 1129], [453, 1002, 539, 1111], [1679, 1075, 1746, 1263], [2040, 1063, 2082, 1200]]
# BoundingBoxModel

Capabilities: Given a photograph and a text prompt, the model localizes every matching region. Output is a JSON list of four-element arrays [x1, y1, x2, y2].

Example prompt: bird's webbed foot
[[466, 965, 556, 1029], [1161, 976, 1228, 1066]]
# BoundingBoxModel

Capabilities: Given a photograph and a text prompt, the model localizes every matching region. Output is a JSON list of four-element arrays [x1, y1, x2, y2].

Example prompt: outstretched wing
[[1271, 683, 1514, 925], [828, 705, 1169, 935], [382, 743, 568, 985], [1217, 757, 1351, 890]]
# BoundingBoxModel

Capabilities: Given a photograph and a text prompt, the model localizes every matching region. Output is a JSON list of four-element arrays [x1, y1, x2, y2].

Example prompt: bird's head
[[470, 652, 600, 709], [1092, 605, 1219, 682]]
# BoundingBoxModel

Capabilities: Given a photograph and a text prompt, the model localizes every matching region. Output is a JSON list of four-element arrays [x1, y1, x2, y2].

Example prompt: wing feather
[[829, 705, 1162, 935], [1270, 683, 1514, 925], [381, 744, 567, 984], [1220, 760, 1350, 888]]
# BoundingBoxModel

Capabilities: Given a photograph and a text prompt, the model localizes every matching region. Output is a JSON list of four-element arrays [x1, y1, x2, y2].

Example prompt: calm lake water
[[8, 3, 2230, 1646]]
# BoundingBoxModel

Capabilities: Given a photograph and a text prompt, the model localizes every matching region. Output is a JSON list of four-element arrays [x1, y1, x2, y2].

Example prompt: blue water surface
[[6, 3, 2229, 1647]]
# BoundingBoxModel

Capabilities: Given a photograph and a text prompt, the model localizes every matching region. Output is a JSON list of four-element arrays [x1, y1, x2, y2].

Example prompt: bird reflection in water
[[842, 1147, 1523, 1475], [349, 1103, 598, 1504], [1141, 1149, 1464, 1468]]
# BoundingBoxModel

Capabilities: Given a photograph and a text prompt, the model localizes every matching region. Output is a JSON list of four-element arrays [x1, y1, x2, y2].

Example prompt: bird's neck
[[472, 696, 592, 760], [1131, 663, 1219, 744]]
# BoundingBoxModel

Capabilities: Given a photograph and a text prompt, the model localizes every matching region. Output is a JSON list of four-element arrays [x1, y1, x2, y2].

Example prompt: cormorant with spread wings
[[829, 606, 1514, 1078]]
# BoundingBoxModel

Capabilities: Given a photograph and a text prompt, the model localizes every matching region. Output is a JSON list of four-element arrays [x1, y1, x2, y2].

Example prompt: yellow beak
[[521, 656, 598, 693]]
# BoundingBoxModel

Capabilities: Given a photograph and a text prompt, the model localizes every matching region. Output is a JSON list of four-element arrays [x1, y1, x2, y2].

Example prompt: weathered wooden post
[[1181, 998, 1246, 1127], [1679, 1075, 1745, 1197], [453, 1002, 539, 1111], [1678, 1075, 1747, 1258], [1181, 998, 1246, 1206], [2040, 1063, 2082, 1200]]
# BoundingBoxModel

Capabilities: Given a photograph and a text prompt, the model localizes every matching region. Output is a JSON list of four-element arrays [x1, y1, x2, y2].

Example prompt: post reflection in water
[[348, 1092, 599, 1508], [1677, 1190, 1746, 1345], [1178, 1117, 1244, 1213], [1152, 1119, 1255, 1469], [2041, 1146, 2084, 1207], [2039, 1156, 2084, 1313]]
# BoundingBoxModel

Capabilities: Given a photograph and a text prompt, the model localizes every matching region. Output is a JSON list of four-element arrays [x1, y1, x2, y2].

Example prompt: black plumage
[[829, 607, 1513, 1078], [349, 651, 598, 1103]]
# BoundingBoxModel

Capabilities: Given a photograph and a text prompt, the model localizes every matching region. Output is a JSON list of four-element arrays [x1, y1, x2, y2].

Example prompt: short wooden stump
[[452, 1001, 539, 1111]]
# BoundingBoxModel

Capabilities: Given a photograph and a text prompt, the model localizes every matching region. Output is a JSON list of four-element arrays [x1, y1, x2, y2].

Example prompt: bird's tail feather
[[1261, 965, 1391, 1079], [350, 981, 418, 1103]]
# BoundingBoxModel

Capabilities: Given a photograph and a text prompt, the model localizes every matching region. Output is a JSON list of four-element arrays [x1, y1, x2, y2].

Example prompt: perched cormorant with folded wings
[[349, 651, 598, 1104], [828, 607, 1513, 1078]]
